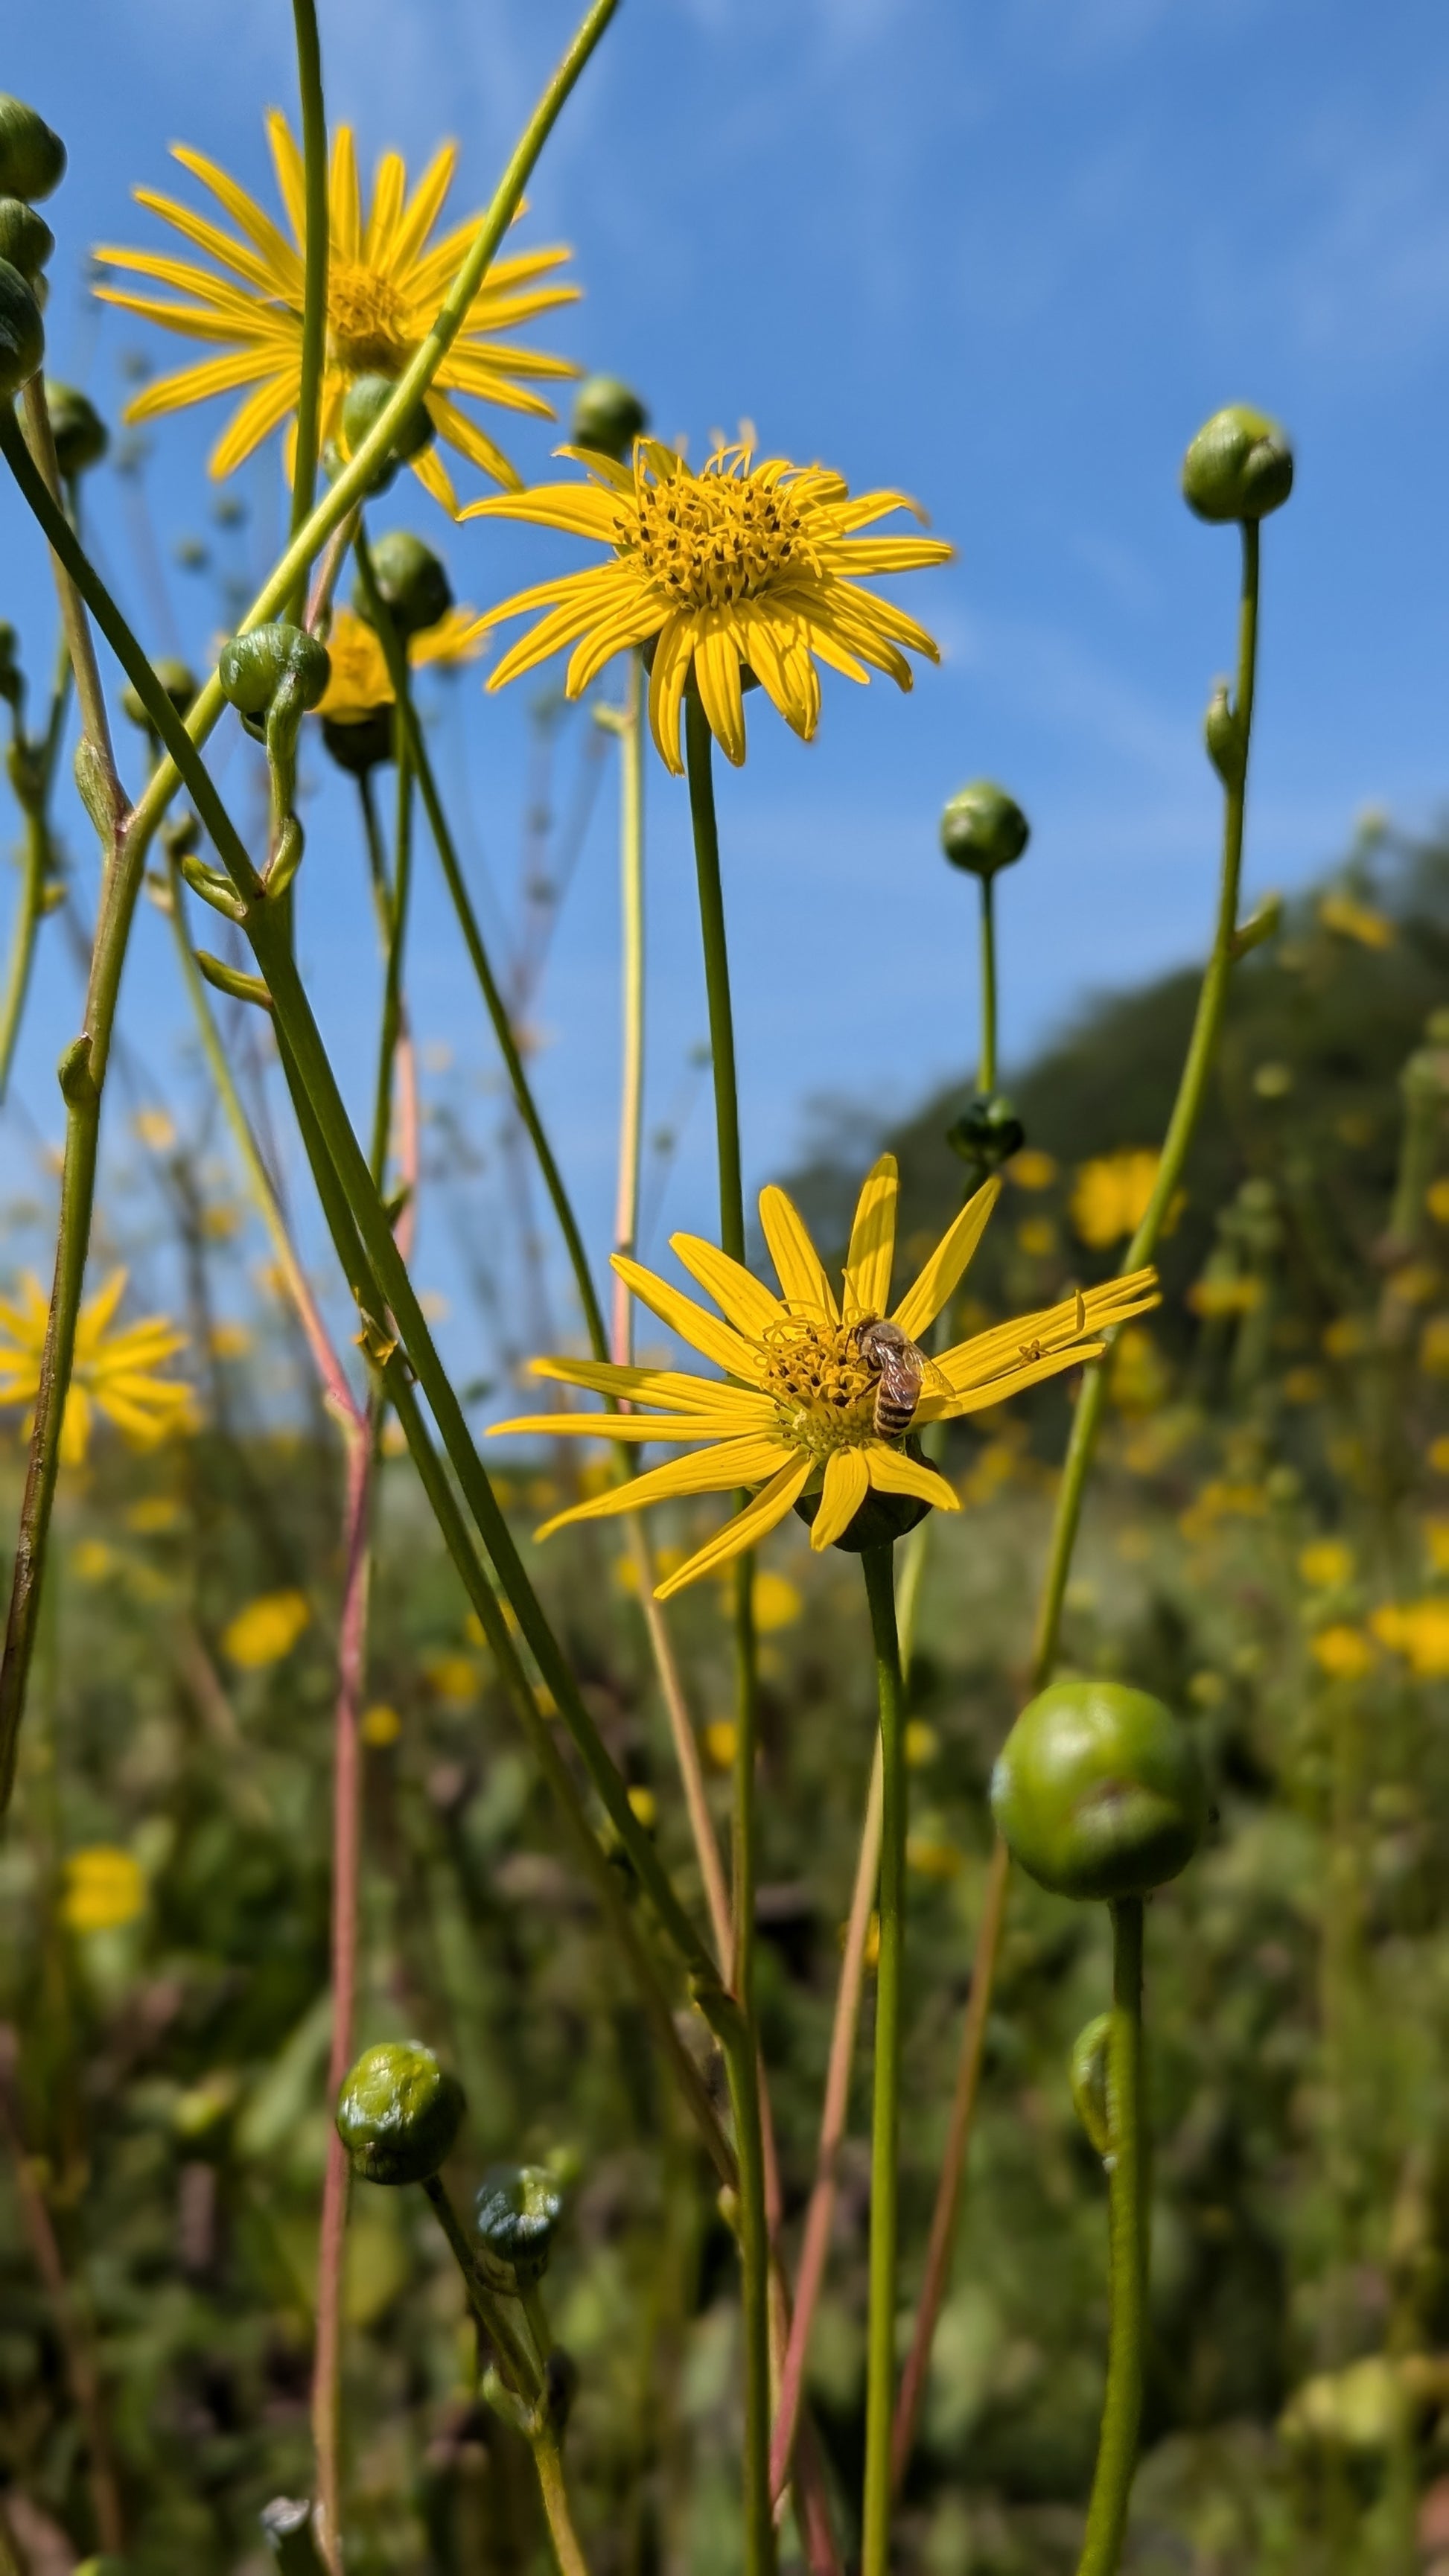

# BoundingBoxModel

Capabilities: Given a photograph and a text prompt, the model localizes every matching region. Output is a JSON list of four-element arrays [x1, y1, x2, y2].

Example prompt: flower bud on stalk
[[121, 659, 198, 734], [0, 97, 66, 203], [335, 2039, 464, 2185], [946, 1091, 1025, 1178], [474, 2162, 565, 2286], [940, 779, 1030, 879], [220, 622, 330, 896], [45, 381, 108, 477], [355, 529, 451, 642], [1181, 404, 1293, 524], [990, 1677, 1207, 1901], [0, 200, 51, 283], [570, 373, 649, 462], [340, 371, 436, 494], [0, 256, 44, 400]]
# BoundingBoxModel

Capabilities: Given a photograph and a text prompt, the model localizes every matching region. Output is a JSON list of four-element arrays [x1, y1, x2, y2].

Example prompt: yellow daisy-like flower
[[490, 1155, 1158, 1598], [464, 440, 953, 774], [1070, 1150, 1161, 1251], [0, 1270, 195, 1467], [92, 118, 579, 511], [314, 603, 487, 722], [62, 1846, 146, 1934], [222, 1588, 311, 1670]]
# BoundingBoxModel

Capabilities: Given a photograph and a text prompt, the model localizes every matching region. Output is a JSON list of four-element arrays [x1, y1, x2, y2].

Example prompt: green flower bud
[[260, 2498, 327, 2575], [45, 381, 108, 477], [794, 1438, 933, 1552], [990, 1677, 1207, 1902], [1181, 405, 1293, 525], [940, 780, 1030, 879], [356, 530, 451, 642], [322, 708, 395, 776], [340, 372, 436, 492], [336, 2039, 464, 2185], [474, 2161, 564, 2283], [0, 620, 21, 710], [946, 1091, 1025, 1176], [0, 98, 66, 204], [0, 257, 44, 400], [218, 623, 330, 734], [570, 374, 649, 462], [0, 200, 51, 282], [120, 658, 199, 732]]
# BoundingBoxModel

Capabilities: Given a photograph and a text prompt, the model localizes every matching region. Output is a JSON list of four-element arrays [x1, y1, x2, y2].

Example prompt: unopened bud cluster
[[0, 95, 66, 404]]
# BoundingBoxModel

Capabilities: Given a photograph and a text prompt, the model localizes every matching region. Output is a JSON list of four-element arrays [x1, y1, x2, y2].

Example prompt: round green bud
[[357, 529, 451, 642], [1181, 405, 1293, 525], [321, 708, 394, 776], [335, 2039, 464, 2186], [940, 780, 1030, 879], [120, 658, 199, 732], [474, 2161, 564, 2283], [218, 623, 330, 721], [0, 199, 51, 282], [946, 1091, 1025, 1176], [0, 257, 43, 400], [0, 98, 66, 205], [794, 1438, 933, 1552], [340, 372, 436, 490], [45, 381, 108, 476], [570, 374, 649, 462], [991, 1678, 1207, 1902]]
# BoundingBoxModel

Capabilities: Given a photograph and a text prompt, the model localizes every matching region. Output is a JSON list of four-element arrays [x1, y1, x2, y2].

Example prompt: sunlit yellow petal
[[390, 141, 459, 270], [654, 1458, 813, 1599], [758, 1187, 839, 1322], [669, 1236, 785, 1341], [842, 1154, 898, 1322], [536, 1435, 794, 1537], [330, 126, 361, 262], [647, 613, 696, 776], [427, 391, 526, 491], [409, 441, 459, 517], [165, 149, 302, 284], [488, 1411, 756, 1443], [810, 1448, 870, 1550], [526, 1356, 754, 1414], [266, 109, 306, 243], [611, 1255, 762, 1381], [208, 373, 299, 480], [893, 1179, 1001, 1342], [693, 619, 748, 767], [864, 1447, 959, 1511]]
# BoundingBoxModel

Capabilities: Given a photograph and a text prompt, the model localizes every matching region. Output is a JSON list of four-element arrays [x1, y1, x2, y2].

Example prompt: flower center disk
[[760, 1316, 878, 1457], [328, 264, 412, 375], [627, 465, 812, 611]]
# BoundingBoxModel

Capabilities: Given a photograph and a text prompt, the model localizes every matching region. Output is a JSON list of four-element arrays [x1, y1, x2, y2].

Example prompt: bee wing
[[918, 1351, 956, 1401]]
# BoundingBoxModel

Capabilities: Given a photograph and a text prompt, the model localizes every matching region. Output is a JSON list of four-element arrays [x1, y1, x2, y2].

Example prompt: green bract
[[940, 780, 1030, 879], [1182, 405, 1293, 524], [357, 530, 451, 641], [322, 708, 395, 776], [0, 257, 43, 401], [794, 1456, 932, 1552], [990, 1678, 1207, 1901], [0, 200, 52, 282], [219, 624, 331, 721], [571, 373, 649, 461], [335, 2040, 464, 2184], [474, 2161, 564, 2282], [46, 381, 108, 477], [0, 97, 66, 203]]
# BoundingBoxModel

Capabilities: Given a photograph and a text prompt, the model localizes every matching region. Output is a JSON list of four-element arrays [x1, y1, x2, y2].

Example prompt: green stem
[[608, 656, 646, 1360], [421, 2173, 541, 2397], [0, 806, 50, 1103], [370, 732, 413, 1189], [533, 2435, 592, 2576], [288, 0, 329, 616], [860, 1544, 906, 2576], [1029, 517, 1260, 1691], [684, 695, 744, 1260], [977, 871, 997, 1096], [1076, 1898, 1146, 2576], [353, 523, 608, 1362]]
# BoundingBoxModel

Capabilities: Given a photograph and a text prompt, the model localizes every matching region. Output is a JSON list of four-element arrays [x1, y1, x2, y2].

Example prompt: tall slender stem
[[288, 0, 328, 615], [1076, 1899, 1146, 2576], [370, 736, 413, 1187], [0, 807, 51, 1103], [684, 697, 744, 1260], [860, 1543, 906, 2576], [610, 654, 646, 1362], [977, 871, 997, 1095]]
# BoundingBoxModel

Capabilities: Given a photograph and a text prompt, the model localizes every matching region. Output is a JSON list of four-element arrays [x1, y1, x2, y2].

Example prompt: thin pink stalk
[[770, 1740, 883, 2499]]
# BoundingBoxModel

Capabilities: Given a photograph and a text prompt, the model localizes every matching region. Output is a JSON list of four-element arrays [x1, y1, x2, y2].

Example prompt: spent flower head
[[466, 439, 953, 774], [491, 1153, 1156, 1595], [93, 118, 579, 509]]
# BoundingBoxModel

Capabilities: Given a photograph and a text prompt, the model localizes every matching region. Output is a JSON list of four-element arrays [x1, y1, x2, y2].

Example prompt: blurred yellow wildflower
[[94, 118, 578, 508], [361, 1703, 402, 1747], [1299, 1540, 1354, 1590], [1282, 1366, 1326, 1405], [1371, 1600, 1449, 1677], [1424, 1519, 1449, 1575], [1318, 893, 1394, 951], [626, 1785, 657, 1829], [1071, 1150, 1159, 1249], [468, 440, 953, 774], [1421, 1317, 1449, 1377], [1016, 1217, 1057, 1259], [126, 1496, 183, 1534], [0, 1269, 195, 1466], [492, 1155, 1157, 1598], [1109, 1324, 1169, 1415], [905, 1719, 940, 1767], [704, 1719, 736, 1772], [1431, 1436, 1449, 1476], [62, 1846, 144, 1933], [314, 603, 486, 722], [1310, 1625, 1376, 1680], [733, 1567, 803, 1631], [223, 1589, 310, 1669], [1007, 1150, 1058, 1191], [208, 1322, 252, 1361], [202, 1202, 243, 1242], [423, 1652, 477, 1707], [1427, 1179, 1449, 1226], [1178, 1479, 1268, 1546], [905, 1822, 962, 1879], [133, 1108, 176, 1152], [1323, 1315, 1372, 1360], [1188, 1273, 1262, 1319], [73, 1540, 120, 1584]]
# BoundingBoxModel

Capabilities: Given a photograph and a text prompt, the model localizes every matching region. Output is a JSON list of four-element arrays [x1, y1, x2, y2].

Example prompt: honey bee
[[851, 1319, 944, 1439]]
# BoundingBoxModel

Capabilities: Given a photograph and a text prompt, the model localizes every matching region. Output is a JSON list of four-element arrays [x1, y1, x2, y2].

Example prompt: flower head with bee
[[92, 119, 579, 511], [491, 1155, 1159, 1596], [466, 439, 953, 774]]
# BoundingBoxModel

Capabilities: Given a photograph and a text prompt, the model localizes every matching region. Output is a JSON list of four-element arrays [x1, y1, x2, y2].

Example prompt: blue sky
[[2, 0, 1448, 1360]]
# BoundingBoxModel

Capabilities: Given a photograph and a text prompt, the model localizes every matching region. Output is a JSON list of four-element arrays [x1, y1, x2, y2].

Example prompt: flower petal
[[654, 1456, 813, 1599], [526, 1356, 758, 1415], [758, 1186, 839, 1323], [208, 372, 298, 480], [489, 1411, 755, 1443], [669, 1235, 784, 1341], [893, 1178, 1001, 1341], [809, 1447, 870, 1550], [842, 1154, 898, 1322], [864, 1446, 959, 1511], [611, 1254, 763, 1380], [693, 617, 748, 767], [535, 1434, 794, 1537]]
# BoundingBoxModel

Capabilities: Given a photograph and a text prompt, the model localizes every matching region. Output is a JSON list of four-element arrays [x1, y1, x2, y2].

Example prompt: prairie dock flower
[[313, 604, 485, 724], [0, 1269, 194, 1464], [491, 1155, 1158, 1596], [465, 440, 954, 773], [92, 119, 579, 509]]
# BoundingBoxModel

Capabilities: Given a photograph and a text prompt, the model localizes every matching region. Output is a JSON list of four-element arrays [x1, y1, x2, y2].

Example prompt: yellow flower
[[223, 1588, 310, 1669], [904, 1720, 939, 1767], [361, 1702, 402, 1747], [1109, 1324, 1168, 1416], [1425, 1518, 1449, 1575], [465, 439, 953, 774], [133, 1108, 176, 1152], [63, 1846, 144, 1933], [490, 1155, 1157, 1598], [1299, 1540, 1354, 1590], [1427, 1179, 1449, 1226], [704, 1720, 736, 1771], [1421, 1317, 1449, 1378], [1282, 1366, 1326, 1405], [423, 1651, 478, 1708], [314, 603, 486, 722], [722, 1567, 803, 1632], [93, 119, 579, 509], [1430, 1436, 1449, 1476], [1070, 1151, 1159, 1250], [1310, 1625, 1375, 1680], [209, 1322, 252, 1360], [1188, 1273, 1262, 1319], [1371, 1600, 1449, 1678], [1319, 893, 1393, 951], [0, 1269, 195, 1466], [1016, 1217, 1057, 1258], [1007, 1150, 1058, 1192]]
